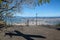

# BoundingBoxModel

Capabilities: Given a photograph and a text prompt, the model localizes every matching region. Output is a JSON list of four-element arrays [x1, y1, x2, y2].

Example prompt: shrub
[[56, 23, 60, 26]]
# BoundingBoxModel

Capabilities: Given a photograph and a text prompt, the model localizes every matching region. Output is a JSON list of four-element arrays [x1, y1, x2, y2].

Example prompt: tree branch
[[0, 6, 16, 13]]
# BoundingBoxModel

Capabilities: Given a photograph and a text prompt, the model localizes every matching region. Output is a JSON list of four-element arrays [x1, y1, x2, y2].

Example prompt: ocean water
[[4, 16, 60, 25]]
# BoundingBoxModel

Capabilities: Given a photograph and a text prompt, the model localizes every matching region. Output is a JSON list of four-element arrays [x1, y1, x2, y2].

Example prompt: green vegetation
[[56, 23, 60, 26]]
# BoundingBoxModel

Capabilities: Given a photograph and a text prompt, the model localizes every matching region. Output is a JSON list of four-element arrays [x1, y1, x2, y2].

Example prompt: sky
[[14, 0, 60, 17]]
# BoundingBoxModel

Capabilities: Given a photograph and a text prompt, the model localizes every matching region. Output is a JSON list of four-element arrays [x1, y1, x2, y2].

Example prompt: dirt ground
[[0, 25, 60, 40]]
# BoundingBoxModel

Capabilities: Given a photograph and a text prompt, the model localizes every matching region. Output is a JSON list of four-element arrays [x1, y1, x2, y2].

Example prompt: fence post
[[26, 19, 29, 26], [36, 13, 37, 26]]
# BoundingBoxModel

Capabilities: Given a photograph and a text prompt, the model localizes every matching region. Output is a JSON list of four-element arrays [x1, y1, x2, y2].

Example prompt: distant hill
[[13, 16, 60, 19]]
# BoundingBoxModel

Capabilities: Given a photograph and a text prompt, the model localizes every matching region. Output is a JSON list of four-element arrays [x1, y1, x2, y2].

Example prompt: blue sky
[[14, 0, 60, 17]]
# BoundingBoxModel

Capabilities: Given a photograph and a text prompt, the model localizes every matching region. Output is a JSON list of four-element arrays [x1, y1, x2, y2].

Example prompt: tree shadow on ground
[[5, 30, 46, 40], [56, 28, 60, 31]]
